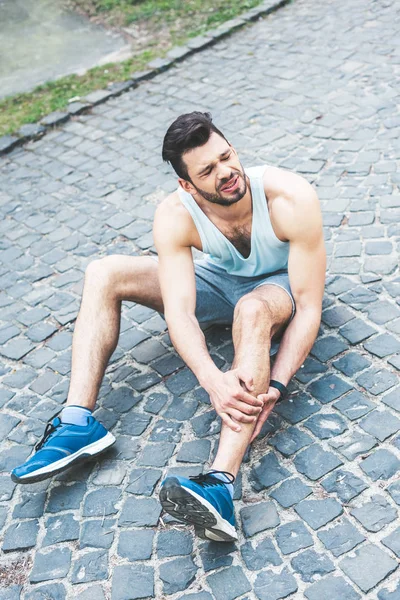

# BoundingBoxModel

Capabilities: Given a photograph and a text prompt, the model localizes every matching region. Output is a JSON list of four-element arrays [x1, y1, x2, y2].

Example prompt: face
[[180, 132, 247, 207]]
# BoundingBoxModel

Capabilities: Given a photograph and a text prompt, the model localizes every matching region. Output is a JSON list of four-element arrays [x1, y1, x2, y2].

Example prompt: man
[[12, 112, 326, 543]]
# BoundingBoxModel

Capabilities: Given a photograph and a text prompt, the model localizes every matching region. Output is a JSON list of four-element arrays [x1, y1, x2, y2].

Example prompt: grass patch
[[2, 0, 264, 137]]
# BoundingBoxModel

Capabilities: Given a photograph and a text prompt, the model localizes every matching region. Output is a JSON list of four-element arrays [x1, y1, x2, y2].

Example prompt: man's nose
[[218, 163, 233, 182]]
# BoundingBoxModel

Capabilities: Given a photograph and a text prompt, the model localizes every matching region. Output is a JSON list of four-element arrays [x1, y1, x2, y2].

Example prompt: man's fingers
[[238, 389, 263, 406], [220, 412, 241, 433], [229, 409, 257, 424], [236, 368, 254, 391], [232, 401, 262, 416]]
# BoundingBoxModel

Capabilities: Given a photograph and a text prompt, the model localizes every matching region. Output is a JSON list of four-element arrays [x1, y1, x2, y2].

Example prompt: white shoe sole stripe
[[183, 486, 237, 540], [17, 432, 116, 480]]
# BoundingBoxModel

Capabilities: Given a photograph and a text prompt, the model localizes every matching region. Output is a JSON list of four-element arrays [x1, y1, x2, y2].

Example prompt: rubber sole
[[11, 432, 116, 484], [159, 477, 237, 542]]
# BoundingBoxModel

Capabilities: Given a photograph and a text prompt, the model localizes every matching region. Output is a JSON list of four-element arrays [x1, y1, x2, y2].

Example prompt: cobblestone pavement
[[1, 0, 400, 598]]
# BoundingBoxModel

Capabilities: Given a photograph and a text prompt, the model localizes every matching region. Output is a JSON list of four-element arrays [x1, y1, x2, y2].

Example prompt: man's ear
[[178, 178, 195, 194]]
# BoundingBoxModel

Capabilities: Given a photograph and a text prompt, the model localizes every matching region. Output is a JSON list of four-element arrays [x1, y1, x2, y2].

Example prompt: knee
[[234, 295, 273, 323], [85, 256, 120, 291]]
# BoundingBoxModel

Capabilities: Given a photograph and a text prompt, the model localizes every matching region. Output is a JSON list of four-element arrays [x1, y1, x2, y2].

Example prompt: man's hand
[[206, 368, 263, 433], [250, 386, 281, 443]]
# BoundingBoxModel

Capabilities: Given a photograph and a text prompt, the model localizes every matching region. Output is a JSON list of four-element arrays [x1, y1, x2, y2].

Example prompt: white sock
[[60, 406, 92, 426], [208, 471, 234, 498]]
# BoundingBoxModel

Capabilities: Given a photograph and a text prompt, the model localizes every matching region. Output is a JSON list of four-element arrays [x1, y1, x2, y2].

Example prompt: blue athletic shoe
[[159, 470, 237, 542], [11, 414, 115, 484]]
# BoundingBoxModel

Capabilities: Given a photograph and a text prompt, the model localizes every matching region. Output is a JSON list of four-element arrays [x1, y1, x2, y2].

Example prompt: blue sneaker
[[159, 470, 237, 542], [11, 414, 115, 484]]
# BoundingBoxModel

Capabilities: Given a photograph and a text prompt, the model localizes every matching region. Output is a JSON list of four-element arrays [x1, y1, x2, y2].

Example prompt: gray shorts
[[151, 256, 295, 356]]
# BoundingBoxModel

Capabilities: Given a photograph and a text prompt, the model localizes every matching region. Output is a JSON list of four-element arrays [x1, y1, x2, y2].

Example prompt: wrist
[[198, 366, 222, 392], [269, 379, 288, 402]]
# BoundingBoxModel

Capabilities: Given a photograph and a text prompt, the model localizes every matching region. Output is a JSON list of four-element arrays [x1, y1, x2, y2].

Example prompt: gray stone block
[[318, 517, 365, 557], [378, 582, 400, 600], [275, 521, 313, 555], [291, 549, 334, 583], [163, 396, 198, 421], [150, 419, 182, 442], [382, 526, 400, 557], [71, 550, 108, 584], [333, 390, 375, 420], [330, 430, 377, 460], [294, 497, 343, 530], [311, 336, 348, 361], [321, 469, 367, 501], [253, 568, 298, 600], [43, 513, 79, 546], [241, 537, 282, 571], [360, 449, 400, 480], [304, 412, 348, 439], [357, 367, 398, 395], [3, 519, 39, 552], [80, 519, 115, 549], [359, 409, 400, 441], [270, 477, 312, 508], [308, 374, 352, 403], [240, 501, 280, 537], [333, 351, 370, 376], [119, 497, 161, 527], [157, 529, 193, 558], [30, 547, 71, 583], [25, 583, 66, 600], [339, 544, 398, 593], [364, 333, 400, 358], [249, 452, 290, 491], [191, 411, 221, 438], [82, 487, 121, 517], [207, 565, 251, 600], [159, 556, 197, 595], [126, 468, 161, 496], [351, 495, 397, 532], [304, 575, 361, 599], [12, 491, 46, 518], [294, 444, 342, 480], [118, 529, 154, 561], [388, 480, 400, 506], [269, 426, 313, 457], [176, 439, 211, 463], [274, 392, 320, 423]]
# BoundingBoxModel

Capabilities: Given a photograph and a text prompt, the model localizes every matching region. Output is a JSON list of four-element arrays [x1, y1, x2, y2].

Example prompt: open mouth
[[221, 175, 239, 193]]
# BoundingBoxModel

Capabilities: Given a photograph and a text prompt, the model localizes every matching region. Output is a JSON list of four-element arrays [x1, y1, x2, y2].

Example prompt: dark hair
[[162, 111, 228, 180]]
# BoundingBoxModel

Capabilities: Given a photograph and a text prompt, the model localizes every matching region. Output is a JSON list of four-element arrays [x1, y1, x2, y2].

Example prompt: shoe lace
[[35, 411, 63, 451], [189, 470, 235, 488]]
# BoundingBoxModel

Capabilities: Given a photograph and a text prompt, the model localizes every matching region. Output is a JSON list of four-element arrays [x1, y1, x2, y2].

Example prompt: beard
[[191, 165, 248, 207]]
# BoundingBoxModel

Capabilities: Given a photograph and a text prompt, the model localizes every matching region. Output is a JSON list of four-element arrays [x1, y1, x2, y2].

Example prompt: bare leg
[[210, 285, 293, 477], [66, 256, 163, 410]]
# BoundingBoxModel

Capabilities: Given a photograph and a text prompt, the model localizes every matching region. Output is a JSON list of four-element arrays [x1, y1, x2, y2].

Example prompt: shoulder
[[153, 189, 196, 249], [263, 166, 322, 243]]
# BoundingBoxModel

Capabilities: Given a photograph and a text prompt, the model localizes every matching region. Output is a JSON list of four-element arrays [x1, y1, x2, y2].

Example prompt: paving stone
[[101, 386, 142, 413], [111, 565, 154, 600], [382, 526, 400, 558], [304, 575, 361, 600], [0, 444, 31, 471], [270, 477, 312, 508], [333, 351, 371, 376], [241, 537, 282, 571], [360, 449, 400, 481], [364, 334, 400, 358], [269, 426, 313, 457], [3, 367, 36, 388], [43, 513, 80, 546], [275, 521, 313, 555], [304, 412, 348, 439], [144, 392, 169, 414], [291, 548, 334, 583], [321, 469, 368, 501], [126, 467, 161, 496], [340, 286, 377, 309], [294, 497, 343, 530], [82, 487, 121, 517], [30, 547, 71, 583], [2, 519, 39, 552], [138, 442, 176, 467], [318, 517, 365, 557], [152, 353, 185, 376], [80, 519, 115, 549], [365, 301, 400, 325], [357, 367, 398, 395], [92, 462, 127, 486], [71, 550, 108, 584], [249, 452, 290, 491], [340, 544, 398, 593], [191, 411, 221, 438], [118, 529, 155, 561], [165, 368, 198, 395], [275, 392, 320, 423], [294, 444, 343, 480], [311, 336, 348, 361], [240, 501, 280, 537], [378, 582, 400, 600], [157, 529, 193, 558], [295, 356, 328, 383], [127, 371, 162, 391], [339, 318, 377, 344], [118, 411, 152, 436], [0, 338, 35, 360], [329, 430, 377, 460], [388, 480, 400, 506], [12, 491, 46, 517], [160, 556, 198, 595], [359, 409, 400, 441], [176, 439, 211, 463], [333, 390, 375, 420], [206, 565, 251, 600], [308, 374, 352, 403], [149, 418, 182, 442], [351, 495, 398, 532], [119, 497, 162, 527], [388, 354, 400, 370], [178, 593, 212, 600], [163, 396, 198, 421], [253, 568, 298, 600], [0, 412, 20, 439], [322, 305, 355, 328]]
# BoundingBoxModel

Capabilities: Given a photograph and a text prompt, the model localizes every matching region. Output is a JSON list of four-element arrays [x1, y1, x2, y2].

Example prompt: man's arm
[[251, 180, 326, 440], [153, 201, 262, 431]]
